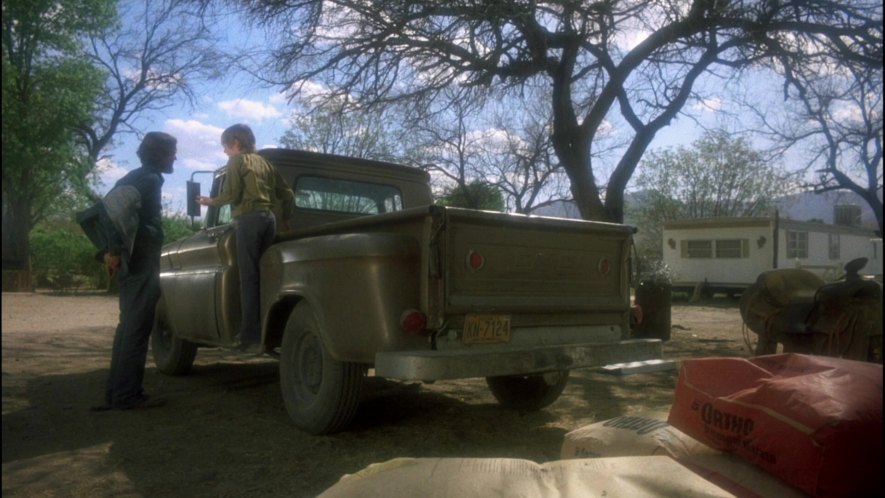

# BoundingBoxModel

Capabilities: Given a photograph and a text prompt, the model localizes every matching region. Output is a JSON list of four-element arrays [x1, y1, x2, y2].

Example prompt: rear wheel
[[868, 335, 883, 363], [486, 370, 569, 411], [279, 302, 365, 435], [151, 302, 197, 375], [754, 332, 779, 355]]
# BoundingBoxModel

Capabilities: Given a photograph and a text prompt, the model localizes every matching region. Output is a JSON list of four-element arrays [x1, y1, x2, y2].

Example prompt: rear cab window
[[205, 172, 405, 229], [295, 176, 403, 214]]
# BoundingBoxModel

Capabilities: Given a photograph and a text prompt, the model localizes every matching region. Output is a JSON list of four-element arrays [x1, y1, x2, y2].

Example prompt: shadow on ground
[[5, 357, 631, 497]]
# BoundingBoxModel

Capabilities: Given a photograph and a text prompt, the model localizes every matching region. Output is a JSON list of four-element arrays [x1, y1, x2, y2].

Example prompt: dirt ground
[[2, 291, 753, 497]]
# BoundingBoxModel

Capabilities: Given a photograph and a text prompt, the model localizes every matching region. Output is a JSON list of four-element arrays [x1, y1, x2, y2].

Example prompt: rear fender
[[260, 233, 426, 363]]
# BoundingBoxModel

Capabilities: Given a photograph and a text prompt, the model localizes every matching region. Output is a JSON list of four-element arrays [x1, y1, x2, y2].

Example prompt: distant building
[[533, 189, 883, 292], [772, 189, 881, 231], [662, 216, 881, 294]]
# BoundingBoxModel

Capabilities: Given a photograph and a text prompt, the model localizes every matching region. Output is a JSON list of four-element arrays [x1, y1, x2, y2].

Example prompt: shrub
[[30, 225, 106, 292], [163, 213, 198, 242]]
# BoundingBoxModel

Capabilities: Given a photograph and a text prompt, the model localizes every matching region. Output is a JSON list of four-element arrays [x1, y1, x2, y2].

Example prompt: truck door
[[162, 173, 239, 342]]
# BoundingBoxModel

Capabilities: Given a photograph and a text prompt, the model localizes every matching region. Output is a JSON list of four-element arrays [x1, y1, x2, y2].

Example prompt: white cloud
[[95, 157, 128, 192], [179, 157, 222, 171], [287, 80, 334, 105], [217, 99, 282, 121], [468, 127, 512, 151], [617, 29, 651, 51], [166, 118, 224, 139], [831, 106, 857, 122], [268, 91, 289, 105], [164, 119, 227, 169], [589, 119, 615, 138], [692, 97, 724, 112]]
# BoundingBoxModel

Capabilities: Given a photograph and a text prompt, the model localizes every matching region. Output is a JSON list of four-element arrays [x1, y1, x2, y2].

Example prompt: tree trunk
[[1, 192, 33, 292]]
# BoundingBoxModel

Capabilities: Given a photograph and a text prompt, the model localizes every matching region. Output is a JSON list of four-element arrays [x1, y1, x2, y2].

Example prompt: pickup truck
[[151, 148, 662, 434]]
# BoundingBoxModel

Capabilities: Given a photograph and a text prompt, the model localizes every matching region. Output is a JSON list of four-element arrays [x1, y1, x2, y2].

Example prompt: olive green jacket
[[214, 153, 295, 221]]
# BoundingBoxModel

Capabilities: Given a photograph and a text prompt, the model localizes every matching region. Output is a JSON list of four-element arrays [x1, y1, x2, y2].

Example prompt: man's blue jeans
[[105, 250, 161, 408]]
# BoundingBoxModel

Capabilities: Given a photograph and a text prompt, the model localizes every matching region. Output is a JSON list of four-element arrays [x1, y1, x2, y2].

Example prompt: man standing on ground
[[92, 131, 177, 411]]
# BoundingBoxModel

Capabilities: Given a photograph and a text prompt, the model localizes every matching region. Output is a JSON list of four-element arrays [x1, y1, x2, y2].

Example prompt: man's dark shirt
[[102, 166, 165, 257]]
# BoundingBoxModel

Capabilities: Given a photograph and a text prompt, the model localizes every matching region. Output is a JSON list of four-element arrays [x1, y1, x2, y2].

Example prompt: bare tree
[[237, 0, 881, 223], [280, 96, 408, 162], [480, 90, 570, 214], [411, 90, 489, 204], [753, 61, 883, 235], [78, 0, 224, 179]]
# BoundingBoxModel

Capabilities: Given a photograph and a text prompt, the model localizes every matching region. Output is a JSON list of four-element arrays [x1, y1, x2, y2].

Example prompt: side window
[[207, 173, 233, 228], [217, 204, 232, 226]]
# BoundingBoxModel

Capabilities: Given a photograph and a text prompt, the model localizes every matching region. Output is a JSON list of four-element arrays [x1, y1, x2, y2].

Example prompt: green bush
[[163, 214, 198, 242], [635, 258, 673, 285], [30, 225, 106, 291], [30, 212, 197, 292]]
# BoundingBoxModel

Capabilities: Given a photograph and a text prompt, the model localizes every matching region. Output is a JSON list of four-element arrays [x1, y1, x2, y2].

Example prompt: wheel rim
[[296, 333, 324, 396], [541, 371, 563, 386], [156, 318, 173, 350]]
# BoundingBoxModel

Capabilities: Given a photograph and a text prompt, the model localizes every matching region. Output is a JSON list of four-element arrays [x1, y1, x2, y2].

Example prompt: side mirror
[[186, 181, 201, 218]]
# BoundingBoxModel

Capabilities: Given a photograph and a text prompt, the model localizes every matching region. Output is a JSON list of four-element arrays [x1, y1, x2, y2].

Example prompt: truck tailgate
[[442, 208, 633, 313]]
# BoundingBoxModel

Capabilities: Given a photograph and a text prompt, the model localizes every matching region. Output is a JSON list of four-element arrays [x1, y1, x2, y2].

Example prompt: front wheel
[[151, 302, 197, 375], [279, 302, 365, 435], [486, 370, 569, 411]]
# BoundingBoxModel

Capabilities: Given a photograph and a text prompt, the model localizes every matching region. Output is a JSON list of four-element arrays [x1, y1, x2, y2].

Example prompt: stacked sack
[[667, 353, 882, 498]]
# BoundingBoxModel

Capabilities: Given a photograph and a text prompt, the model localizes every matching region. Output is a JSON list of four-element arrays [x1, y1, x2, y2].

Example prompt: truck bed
[[264, 205, 655, 379]]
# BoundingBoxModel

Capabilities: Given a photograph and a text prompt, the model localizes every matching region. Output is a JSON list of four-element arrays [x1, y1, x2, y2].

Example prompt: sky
[[93, 4, 301, 217], [92, 5, 733, 218], [95, 66, 294, 217], [97, 87, 293, 216]]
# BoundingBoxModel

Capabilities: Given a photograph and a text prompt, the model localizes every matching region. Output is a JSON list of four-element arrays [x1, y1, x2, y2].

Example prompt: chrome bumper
[[374, 339, 663, 381]]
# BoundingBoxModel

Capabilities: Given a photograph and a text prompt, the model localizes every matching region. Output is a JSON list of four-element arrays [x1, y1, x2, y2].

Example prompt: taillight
[[598, 258, 611, 275], [467, 250, 485, 271], [400, 309, 427, 335], [632, 304, 643, 325]]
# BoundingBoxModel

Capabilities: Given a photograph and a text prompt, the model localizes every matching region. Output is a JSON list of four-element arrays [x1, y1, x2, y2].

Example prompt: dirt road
[[2, 292, 751, 497]]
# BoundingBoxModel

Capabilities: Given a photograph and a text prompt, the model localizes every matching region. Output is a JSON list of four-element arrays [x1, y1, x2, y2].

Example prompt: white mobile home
[[662, 217, 882, 294]]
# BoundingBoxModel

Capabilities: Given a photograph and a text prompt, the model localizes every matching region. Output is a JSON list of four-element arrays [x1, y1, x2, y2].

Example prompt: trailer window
[[828, 233, 840, 260], [715, 239, 748, 258], [681, 239, 748, 259], [294, 176, 403, 214], [787, 231, 808, 259], [682, 240, 713, 258]]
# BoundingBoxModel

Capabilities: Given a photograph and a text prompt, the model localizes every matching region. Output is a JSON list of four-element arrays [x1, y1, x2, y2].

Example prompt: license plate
[[462, 314, 512, 344]]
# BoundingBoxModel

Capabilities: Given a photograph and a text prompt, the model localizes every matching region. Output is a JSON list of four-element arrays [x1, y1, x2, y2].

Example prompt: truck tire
[[869, 335, 883, 363], [151, 302, 197, 375], [279, 302, 365, 435], [486, 370, 569, 411], [754, 328, 779, 355]]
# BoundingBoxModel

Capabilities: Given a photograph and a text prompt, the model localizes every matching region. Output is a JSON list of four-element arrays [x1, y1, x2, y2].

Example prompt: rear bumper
[[374, 339, 662, 381]]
